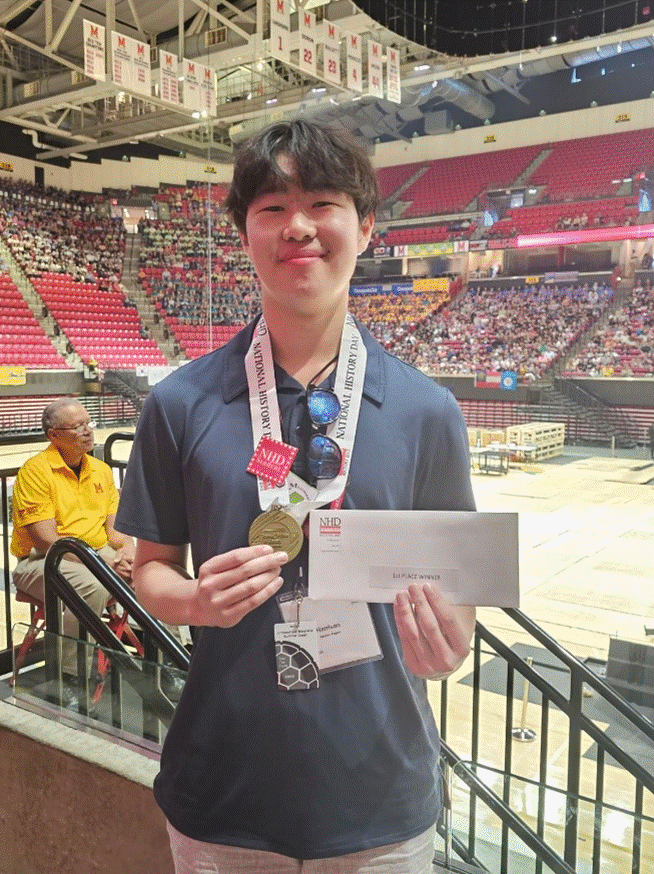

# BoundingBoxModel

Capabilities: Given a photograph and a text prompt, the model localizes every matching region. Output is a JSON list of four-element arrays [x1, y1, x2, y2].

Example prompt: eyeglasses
[[306, 388, 342, 480], [54, 420, 96, 434]]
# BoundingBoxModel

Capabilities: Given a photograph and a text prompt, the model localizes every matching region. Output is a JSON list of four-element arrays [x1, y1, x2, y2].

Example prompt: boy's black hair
[[224, 119, 379, 233]]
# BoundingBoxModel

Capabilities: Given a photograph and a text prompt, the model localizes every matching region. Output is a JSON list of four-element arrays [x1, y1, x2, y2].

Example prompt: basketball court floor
[[1, 435, 653, 872]]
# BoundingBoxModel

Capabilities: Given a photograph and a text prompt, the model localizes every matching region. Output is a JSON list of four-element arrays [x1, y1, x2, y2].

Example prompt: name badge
[[274, 621, 320, 691], [277, 588, 382, 673]]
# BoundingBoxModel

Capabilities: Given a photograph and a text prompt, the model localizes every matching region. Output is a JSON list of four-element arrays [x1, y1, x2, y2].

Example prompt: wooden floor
[[2, 436, 653, 872]]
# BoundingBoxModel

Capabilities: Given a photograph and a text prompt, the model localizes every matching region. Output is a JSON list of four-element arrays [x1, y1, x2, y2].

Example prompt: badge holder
[[274, 582, 320, 691]]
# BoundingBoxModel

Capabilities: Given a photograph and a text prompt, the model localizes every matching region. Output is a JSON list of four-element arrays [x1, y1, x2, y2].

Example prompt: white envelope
[[308, 510, 519, 607]]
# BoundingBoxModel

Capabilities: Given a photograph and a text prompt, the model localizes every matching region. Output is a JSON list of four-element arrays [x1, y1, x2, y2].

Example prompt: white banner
[[111, 32, 131, 88], [83, 20, 105, 81], [132, 37, 151, 96], [200, 64, 217, 117], [270, 0, 290, 63], [182, 58, 201, 111], [323, 21, 341, 86], [299, 9, 317, 77], [111, 32, 151, 96], [346, 32, 362, 93], [386, 47, 401, 104], [367, 40, 383, 98], [159, 50, 179, 105]]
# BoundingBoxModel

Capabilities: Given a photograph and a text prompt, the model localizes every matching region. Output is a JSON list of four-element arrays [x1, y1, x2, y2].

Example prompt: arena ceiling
[[0, 0, 653, 165]]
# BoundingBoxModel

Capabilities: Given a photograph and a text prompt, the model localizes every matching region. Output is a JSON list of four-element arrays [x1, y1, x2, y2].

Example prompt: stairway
[[378, 165, 431, 219], [538, 380, 638, 448], [102, 370, 145, 413], [513, 147, 553, 187], [120, 233, 180, 364]]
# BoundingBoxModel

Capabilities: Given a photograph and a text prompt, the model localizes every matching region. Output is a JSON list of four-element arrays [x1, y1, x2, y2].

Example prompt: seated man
[[11, 399, 135, 696]]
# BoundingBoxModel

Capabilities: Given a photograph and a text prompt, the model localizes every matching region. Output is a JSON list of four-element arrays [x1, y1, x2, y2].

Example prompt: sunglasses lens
[[307, 389, 340, 426], [308, 434, 342, 479]]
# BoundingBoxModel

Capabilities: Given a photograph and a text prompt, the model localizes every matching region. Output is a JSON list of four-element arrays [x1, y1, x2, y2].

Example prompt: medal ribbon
[[245, 314, 367, 519]]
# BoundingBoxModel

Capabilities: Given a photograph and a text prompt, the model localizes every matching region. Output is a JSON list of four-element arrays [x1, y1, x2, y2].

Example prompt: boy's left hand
[[393, 584, 476, 679]]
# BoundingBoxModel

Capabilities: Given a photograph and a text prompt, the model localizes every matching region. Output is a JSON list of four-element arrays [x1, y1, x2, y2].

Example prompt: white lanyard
[[244, 313, 367, 518]]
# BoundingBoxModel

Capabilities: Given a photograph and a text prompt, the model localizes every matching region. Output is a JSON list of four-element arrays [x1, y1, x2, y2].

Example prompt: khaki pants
[[166, 823, 437, 874], [13, 545, 115, 676], [14, 547, 185, 677]]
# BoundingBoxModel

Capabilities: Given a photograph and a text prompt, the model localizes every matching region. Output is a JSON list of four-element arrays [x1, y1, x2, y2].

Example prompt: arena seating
[[33, 274, 167, 368], [354, 281, 615, 379], [375, 163, 428, 201], [137, 185, 260, 358], [0, 273, 67, 368], [527, 129, 654, 200], [396, 145, 543, 217], [563, 280, 654, 376], [486, 195, 639, 238]]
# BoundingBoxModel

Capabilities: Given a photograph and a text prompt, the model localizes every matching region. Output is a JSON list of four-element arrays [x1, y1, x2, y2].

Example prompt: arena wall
[[0, 705, 173, 874]]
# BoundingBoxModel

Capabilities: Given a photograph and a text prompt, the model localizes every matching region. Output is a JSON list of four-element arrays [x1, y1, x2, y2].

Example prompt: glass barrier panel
[[11, 623, 186, 752], [448, 759, 652, 874], [448, 759, 565, 874]]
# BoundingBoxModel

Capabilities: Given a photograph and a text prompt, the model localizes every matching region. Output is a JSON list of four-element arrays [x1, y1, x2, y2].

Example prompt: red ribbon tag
[[247, 436, 298, 487]]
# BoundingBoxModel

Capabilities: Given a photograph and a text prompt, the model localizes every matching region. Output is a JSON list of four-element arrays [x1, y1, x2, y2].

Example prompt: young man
[[12, 399, 135, 694], [115, 120, 476, 873]]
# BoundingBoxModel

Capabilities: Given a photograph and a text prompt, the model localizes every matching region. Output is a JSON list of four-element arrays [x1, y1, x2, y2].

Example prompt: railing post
[[564, 671, 582, 868]]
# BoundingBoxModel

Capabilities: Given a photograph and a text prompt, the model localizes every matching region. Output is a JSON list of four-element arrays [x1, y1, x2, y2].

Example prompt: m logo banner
[[83, 19, 106, 81]]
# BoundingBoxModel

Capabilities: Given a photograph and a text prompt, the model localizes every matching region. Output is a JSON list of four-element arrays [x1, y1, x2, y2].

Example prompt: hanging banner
[[386, 47, 401, 104], [299, 9, 317, 77], [367, 40, 383, 98], [182, 58, 201, 111], [111, 33, 132, 88], [346, 32, 362, 93], [159, 50, 179, 105], [200, 64, 217, 117], [323, 21, 341, 86], [83, 20, 106, 81], [270, 0, 290, 64], [132, 38, 152, 96], [111, 32, 151, 96]]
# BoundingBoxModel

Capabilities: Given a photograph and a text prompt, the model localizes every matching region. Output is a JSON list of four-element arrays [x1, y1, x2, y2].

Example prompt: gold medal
[[248, 507, 304, 561]]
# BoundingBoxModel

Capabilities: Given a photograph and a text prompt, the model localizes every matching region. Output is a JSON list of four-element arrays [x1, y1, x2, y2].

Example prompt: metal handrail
[[44, 537, 189, 671], [504, 607, 654, 741], [441, 743, 577, 874], [103, 431, 136, 485]]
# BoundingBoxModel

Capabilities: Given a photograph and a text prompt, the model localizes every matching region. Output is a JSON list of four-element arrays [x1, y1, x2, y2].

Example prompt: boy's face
[[240, 154, 374, 318]]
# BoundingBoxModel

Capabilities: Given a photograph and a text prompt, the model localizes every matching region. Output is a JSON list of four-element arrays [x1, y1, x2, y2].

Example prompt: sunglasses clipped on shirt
[[306, 357, 343, 480]]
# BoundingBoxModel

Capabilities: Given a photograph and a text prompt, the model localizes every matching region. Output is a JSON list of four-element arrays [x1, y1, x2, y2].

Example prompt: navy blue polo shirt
[[115, 316, 475, 860]]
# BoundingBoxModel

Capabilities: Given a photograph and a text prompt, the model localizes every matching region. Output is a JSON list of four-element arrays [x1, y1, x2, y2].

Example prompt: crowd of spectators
[[1, 174, 652, 380], [137, 187, 261, 326], [356, 281, 614, 379], [565, 279, 654, 376], [0, 178, 125, 285], [349, 289, 451, 355]]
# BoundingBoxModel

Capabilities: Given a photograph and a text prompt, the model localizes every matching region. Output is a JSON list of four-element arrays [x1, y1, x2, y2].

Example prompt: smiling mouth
[[279, 249, 325, 262]]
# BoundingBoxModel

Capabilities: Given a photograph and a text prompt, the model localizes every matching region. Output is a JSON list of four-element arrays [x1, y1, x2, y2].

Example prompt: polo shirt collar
[[221, 314, 385, 405], [45, 442, 90, 475]]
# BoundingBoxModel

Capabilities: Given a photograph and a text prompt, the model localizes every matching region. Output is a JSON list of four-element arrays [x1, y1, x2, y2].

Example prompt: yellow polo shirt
[[11, 444, 119, 559]]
